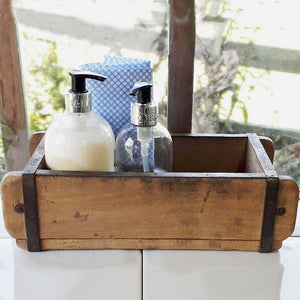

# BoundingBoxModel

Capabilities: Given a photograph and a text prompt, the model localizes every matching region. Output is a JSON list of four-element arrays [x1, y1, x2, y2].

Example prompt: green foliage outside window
[[24, 38, 68, 134]]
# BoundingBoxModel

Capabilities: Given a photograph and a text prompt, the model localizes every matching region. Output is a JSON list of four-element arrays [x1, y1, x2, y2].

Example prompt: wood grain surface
[[1, 172, 298, 251]]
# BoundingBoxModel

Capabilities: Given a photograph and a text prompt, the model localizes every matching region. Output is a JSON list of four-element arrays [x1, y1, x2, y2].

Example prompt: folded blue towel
[[80, 56, 153, 137]]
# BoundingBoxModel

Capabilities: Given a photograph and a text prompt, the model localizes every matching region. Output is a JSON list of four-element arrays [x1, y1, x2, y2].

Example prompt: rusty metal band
[[260, 177, 279, 253], [247, 134, 279, 253], [22, 138, 45, 252]]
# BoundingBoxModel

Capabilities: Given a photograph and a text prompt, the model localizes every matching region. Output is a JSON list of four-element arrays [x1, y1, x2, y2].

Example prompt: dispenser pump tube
[[129, 82, 157, 172]]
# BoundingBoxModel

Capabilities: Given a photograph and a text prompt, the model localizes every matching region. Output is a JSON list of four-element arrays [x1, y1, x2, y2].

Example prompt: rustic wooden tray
[[1, 132, 299, 252]]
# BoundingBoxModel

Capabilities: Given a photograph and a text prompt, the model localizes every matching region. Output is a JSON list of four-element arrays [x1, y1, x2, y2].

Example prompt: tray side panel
[[29, 133, 275, 173], [245, 138, 264, 173], [29, 131, 45, 156], [259, 136, 275, 163], [34, 175, 268, 241], [1, 171, 25, 239], [273, 176, 299, 241], [172, 135, 248, 172], [2, 172, 297, 251]]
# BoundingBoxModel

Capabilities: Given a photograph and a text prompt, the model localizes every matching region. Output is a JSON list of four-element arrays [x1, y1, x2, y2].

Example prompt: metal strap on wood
[[22, 137, 45, 252], [247, 134, 279, 253]]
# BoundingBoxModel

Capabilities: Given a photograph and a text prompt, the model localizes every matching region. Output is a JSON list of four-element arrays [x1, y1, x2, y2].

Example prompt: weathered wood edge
[[274, 175, 299, 242], [36, 169, 265, 178], [29, 131, 45, 156], [16, 238, 283, 252]]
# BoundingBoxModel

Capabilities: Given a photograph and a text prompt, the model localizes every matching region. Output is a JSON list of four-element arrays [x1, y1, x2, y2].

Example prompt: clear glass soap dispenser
[[44, 70, 115, 171], [115, 82, 172, 172]]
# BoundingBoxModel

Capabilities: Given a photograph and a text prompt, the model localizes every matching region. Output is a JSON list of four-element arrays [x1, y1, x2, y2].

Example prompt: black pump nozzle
[[69, 70, 107, 93], [130, 82, 152, 104]]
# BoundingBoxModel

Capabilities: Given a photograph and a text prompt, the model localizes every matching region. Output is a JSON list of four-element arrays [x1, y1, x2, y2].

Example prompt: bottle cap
[[66, 70, 107, 113], [130, 82, 157, 127]]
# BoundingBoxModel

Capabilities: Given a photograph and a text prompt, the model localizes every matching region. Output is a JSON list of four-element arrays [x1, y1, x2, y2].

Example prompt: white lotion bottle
[[44, 70, 115, 171]]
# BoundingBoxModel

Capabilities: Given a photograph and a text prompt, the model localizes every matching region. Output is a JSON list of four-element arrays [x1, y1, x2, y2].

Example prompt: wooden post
[[168, 0, 195, 133], [0, 0, 29, 171]]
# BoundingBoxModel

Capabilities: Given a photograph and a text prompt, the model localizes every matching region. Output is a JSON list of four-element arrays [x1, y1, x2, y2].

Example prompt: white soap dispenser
[[44, 70, 115, 171], [115, 82, 172, 172]]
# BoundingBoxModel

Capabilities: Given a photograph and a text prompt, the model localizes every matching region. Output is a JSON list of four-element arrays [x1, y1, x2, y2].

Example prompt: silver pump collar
[[131, 102, 157, 127], [65, 90, 92, 113]]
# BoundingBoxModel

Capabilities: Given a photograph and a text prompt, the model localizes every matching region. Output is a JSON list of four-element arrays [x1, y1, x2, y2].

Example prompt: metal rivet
[[14, 203, 24, 213], [276, 207, 286, 216]]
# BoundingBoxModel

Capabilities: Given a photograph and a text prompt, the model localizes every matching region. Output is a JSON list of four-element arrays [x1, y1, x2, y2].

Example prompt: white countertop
[[2, 237, 300, 300], [1, 201, 300, 300]]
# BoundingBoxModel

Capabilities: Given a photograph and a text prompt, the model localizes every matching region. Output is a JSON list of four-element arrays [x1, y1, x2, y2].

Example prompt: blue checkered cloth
[[80, 56, 153, 137]]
